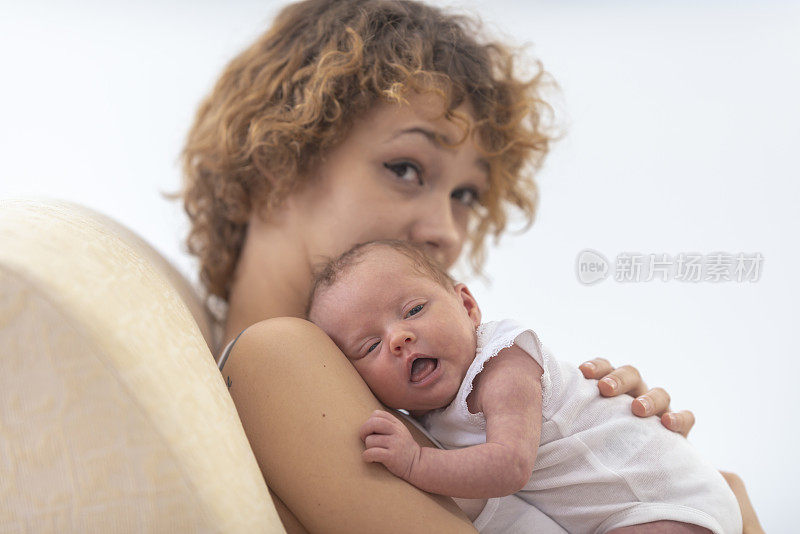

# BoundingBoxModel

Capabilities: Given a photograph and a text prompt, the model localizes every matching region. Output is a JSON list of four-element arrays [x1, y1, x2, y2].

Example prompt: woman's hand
[[579, 358, 695, 437]]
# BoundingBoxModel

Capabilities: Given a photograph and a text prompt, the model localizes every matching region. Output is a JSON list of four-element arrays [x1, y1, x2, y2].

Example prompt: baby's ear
[[454, 283, 481, 327]]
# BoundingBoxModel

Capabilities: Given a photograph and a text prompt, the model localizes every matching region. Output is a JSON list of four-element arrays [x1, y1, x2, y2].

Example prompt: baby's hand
[[359, 410, 421, 480]]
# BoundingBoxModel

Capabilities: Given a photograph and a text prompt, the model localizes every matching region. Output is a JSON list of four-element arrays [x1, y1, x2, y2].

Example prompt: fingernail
[[636, 397, 650, 415], [582, 362, 596, 372], [601, 377, 618, 391], [665, 414, 677, 427]]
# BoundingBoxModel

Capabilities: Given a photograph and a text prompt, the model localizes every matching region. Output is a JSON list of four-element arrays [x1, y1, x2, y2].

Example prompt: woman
[[181, 0, 761, 531]]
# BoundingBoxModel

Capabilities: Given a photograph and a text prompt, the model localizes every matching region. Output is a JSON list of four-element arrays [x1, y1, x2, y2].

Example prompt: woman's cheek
[[364, 215, 406, 241]]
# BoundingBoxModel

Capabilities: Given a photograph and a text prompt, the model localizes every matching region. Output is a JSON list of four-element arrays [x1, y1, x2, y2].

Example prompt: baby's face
[[309, 248, 482, 414]]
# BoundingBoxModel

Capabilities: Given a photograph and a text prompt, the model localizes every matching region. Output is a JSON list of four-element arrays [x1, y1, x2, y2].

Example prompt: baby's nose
[[390, 330, 416, 354]]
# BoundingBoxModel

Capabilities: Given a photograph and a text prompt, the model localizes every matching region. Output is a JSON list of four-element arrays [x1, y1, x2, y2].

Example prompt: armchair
[[0, 199, 284, 533]]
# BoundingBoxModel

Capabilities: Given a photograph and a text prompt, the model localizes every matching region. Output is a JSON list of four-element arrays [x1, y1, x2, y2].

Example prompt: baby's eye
[[366, 340, 380, 354], [452, 187, 480, 207], [384, 161, 423, 185], [406, 304, 424, 318]]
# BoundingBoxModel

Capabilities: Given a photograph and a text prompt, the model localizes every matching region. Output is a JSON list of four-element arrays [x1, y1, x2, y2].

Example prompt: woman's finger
[[598, 365, 648, 398], [660, 410, 696, 437], [579, 358, 614, 379], [631, 387, 671, 417]]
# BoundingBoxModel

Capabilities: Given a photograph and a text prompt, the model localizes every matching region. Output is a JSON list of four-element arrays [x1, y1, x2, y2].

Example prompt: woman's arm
[[579, 357, 695, 436], [222, 317, 477, 534], [721, 472, 765, 534]]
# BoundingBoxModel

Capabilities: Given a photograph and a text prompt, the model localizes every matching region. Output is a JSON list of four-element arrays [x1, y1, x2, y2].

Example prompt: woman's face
[[290, 93, 489, 270]]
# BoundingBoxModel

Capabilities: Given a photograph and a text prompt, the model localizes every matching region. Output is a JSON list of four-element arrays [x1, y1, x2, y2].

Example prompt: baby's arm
[[359, 344, 543, 499]]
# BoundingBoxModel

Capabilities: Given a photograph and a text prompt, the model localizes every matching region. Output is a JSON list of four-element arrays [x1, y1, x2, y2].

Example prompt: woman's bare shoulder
[[231, 317, 331, 356], [239, 316, 323, 339], [223, 317, 344, 377]]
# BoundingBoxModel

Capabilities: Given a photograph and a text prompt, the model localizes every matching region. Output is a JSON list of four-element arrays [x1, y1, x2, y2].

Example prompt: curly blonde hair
[[182, 0, 555, 315]]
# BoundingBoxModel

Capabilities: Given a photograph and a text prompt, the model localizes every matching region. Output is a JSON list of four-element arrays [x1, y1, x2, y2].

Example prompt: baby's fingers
[[362, 446, 391, 465], [364, 433, 393, 450], [358, 410, 399, 441]]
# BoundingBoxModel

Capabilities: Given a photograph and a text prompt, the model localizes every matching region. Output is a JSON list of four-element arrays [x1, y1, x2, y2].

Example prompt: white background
[[2, 1, 797, 529]]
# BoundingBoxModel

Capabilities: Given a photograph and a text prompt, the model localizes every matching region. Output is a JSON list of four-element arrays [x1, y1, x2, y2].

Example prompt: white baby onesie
[[421, 319, 742, 534]]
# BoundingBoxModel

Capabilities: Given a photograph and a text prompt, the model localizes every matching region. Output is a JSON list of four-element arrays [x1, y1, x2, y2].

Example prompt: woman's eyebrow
[[392, 126, 452, 145], [390, 127, 490, 174]]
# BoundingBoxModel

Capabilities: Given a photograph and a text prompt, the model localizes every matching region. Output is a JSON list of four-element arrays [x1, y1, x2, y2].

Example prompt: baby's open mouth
[[410, 357, 438, 383]]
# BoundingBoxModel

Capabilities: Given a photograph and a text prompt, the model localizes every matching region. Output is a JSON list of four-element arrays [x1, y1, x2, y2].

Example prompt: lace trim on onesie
[[452, 319, 551, 430]]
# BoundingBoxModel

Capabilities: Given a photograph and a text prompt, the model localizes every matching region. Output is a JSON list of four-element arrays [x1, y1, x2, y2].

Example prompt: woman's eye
[[452, 187, 480, 207], [406, 304, 424, 317], [384, 162, 422, 185], [366, 340, 380, 354]]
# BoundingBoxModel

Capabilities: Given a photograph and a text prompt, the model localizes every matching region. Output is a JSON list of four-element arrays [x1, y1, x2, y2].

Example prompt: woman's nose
[[389, 328, 416, 355], [409, 198, 462, 268]]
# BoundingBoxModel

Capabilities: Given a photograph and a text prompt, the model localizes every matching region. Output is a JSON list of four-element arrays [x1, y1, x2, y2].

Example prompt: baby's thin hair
[[307, 240, 456, 317]]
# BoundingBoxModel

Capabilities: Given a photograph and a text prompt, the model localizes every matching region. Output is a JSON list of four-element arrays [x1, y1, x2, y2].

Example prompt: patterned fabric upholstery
[[0, 199, 284, 533]]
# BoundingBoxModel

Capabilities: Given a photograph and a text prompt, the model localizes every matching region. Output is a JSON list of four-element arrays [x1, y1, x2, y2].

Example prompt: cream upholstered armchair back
[[0, 199, 284, 533]]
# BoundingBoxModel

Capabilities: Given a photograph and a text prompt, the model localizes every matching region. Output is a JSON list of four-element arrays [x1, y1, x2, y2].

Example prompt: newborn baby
[[307, 240, 741, 533]]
